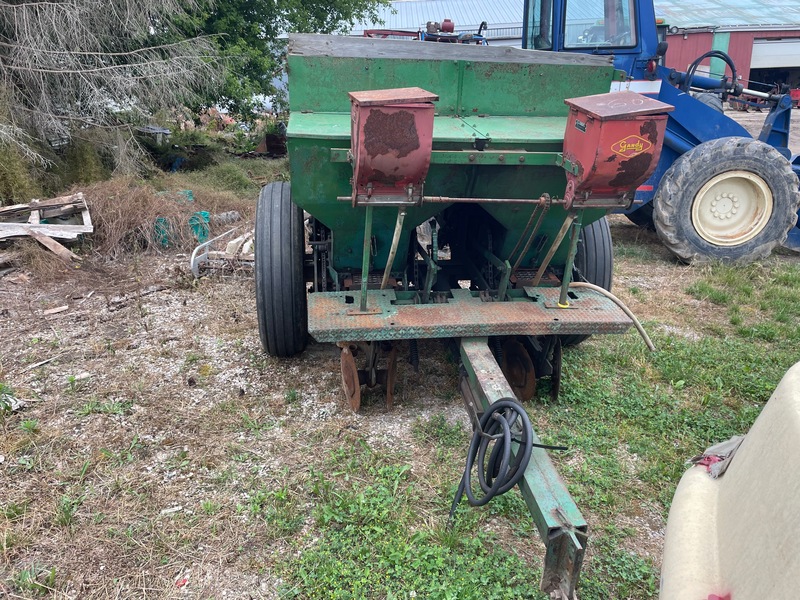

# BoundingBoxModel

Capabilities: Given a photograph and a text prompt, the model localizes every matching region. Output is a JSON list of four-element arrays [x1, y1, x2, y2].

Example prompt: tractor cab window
[[564, 0, 637, 48], [524, 0, 554, 50]]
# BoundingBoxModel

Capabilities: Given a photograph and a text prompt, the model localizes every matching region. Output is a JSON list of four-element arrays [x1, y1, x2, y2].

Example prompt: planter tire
[[560, 217, 613, 347], [653, 137, 800, 264], [255, 181, 308, 357]]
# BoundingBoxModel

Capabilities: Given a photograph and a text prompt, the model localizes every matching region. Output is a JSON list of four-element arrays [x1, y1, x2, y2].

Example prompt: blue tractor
[[522, 0, 800, 263]]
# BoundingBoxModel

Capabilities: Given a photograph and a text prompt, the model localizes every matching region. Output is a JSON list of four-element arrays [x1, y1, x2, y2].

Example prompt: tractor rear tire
[[625, 203, 655, 230], [653, 137, 800, 264], [694, 92, 724, 113], [560, 216, 613, 347], [255, 181, 308, 357]]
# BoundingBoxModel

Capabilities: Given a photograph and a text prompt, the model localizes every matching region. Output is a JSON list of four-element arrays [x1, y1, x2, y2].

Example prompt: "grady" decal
[[612, 135, 652, 158]]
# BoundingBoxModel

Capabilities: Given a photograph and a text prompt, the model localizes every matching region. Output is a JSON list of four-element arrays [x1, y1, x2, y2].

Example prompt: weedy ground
[[2, 153, 800, 598]]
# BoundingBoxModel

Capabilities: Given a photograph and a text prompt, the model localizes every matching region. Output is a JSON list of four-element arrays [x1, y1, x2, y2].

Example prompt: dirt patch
[[726, 104, 800, 153], [609, 215, 722, 336], [0, 256, 474, 598]]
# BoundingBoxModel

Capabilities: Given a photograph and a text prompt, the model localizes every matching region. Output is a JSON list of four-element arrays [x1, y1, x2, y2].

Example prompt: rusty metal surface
[[564, 91, 674, 120], [308, 287, 633, 342], [338, 345, 361, 411], [562, 93, 672, 205], [499, 338, 537, 402], [363, 109, 421, 161], [348, 87, 439, 106], [351, 96, 435, 205]]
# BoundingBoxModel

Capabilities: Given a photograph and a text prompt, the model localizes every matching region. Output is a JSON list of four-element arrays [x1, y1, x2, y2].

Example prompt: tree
[[0, 0, 221, 161], [194, 0, 389, 117]]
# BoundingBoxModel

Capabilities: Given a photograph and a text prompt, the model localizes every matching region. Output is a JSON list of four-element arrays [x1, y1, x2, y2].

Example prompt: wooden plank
[[348, 87, 439, 106], [0, 223, 93, 241], [40, 204, 84, 219], [29, 193, 86, 210], [0, 202, 33, 217], [0, 193, 86, 218], [22, 227, 82, 262], [289, 34, 613, 67]]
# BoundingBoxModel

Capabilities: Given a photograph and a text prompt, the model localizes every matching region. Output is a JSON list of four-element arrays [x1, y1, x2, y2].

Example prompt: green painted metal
[[555, 154, 580, 176], [331, 147, 567, 167], [288, 53, 613, 117], [286, 35, 617, 273], [281, 36, 638, 598], [710, 32, 731, 80], [459, 337, 588, 598], [460, 115, 570, 146], [359, 205, 373, 312], [559, 211, 584, 306]]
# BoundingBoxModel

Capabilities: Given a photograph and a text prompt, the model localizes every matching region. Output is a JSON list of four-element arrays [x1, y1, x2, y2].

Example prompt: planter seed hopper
[[255, 34, 671, 597]]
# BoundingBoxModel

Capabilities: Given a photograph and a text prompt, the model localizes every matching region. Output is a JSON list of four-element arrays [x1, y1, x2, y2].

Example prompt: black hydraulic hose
[[681, 50, 737, 93], [449, 398, 566, 523]]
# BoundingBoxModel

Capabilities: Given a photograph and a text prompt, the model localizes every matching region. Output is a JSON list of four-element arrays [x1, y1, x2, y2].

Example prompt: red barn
[[657, 0, 800, 92]]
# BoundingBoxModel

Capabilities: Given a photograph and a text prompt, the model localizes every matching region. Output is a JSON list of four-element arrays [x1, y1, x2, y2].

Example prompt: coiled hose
[[449, 398, 565, 523]]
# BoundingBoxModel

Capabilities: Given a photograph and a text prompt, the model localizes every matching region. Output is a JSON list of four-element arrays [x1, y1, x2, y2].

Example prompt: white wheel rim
[[691, 170, 773, 246]]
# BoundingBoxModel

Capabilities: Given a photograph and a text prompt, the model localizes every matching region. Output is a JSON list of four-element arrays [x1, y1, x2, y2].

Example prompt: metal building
[[658, 0, 800, 91], [350, 0, 800, 92], [350, 0, 525, 46]]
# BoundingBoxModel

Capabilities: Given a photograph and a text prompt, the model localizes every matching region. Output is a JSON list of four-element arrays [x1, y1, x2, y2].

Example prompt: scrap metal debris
[[190, 227, 254, 277]]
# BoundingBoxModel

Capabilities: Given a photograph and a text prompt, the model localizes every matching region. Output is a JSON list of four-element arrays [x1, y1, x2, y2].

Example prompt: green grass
[[10, 564, 56, 596], [687, 262, 800, 344], [614, 242, 661, 262], [0, 381, 14, 428], [279, 443, 546, 600], [270, 257, 800, 598], [20, 419, 39, 434], [580, 531, 657, 599], [412, 414, 466, 449], [54, 494, 84, 528], [247, 483, 304, 539], [150, 156, 288, 202], [4, 233, 796, 597], [100, 436, 143, 466], [77, 397, 133, 416], [239, 411, 275, 433], [1, 500, 30, 521], [201, 500, 221, 515]]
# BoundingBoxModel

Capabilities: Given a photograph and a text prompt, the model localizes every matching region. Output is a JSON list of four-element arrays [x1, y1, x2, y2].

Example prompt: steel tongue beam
[[459, 337, 587, 599]]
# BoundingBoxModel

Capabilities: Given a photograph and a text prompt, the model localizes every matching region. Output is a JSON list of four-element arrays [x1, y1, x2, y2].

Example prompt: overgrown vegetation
[[0, 0, 219, 162], [0, 144, 41, 203], [0, 0, 388, 205], [4, 154, 287, 279]]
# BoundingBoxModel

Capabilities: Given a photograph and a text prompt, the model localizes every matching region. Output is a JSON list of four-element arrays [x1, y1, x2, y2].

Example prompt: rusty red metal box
[[349, 87, 438, 206], [562, 91, 673, 207]]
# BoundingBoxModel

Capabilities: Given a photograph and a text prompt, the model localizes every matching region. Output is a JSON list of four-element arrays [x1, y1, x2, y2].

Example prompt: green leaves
[[192, 0, 389, 117]]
